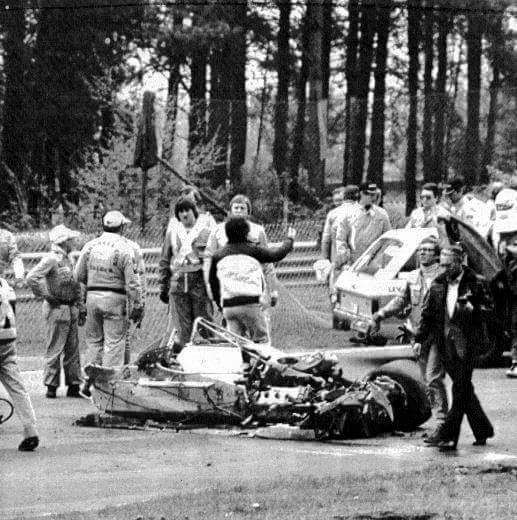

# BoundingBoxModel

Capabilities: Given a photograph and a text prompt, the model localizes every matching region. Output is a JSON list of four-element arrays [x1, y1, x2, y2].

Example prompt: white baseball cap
[[103, 210, 131, 227], [49, 224, 80, 245]]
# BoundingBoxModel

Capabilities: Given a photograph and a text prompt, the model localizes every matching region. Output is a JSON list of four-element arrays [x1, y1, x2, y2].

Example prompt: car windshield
[[355, 237, 405, 276]]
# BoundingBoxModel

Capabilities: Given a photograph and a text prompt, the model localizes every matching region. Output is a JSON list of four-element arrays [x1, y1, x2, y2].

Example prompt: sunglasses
[[420, 194, 433, 200], [419, 247, 436, 252]]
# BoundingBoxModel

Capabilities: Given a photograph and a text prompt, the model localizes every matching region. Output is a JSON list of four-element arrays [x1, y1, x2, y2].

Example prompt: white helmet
[[493, 189, 517, 235]]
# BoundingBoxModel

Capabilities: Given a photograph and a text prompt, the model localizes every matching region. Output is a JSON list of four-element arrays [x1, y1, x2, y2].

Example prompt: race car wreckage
[[79, 318, 431, 440]]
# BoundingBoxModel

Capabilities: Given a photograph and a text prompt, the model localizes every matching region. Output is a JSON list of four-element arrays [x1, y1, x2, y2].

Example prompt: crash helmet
[[493, 189, 517, 234]]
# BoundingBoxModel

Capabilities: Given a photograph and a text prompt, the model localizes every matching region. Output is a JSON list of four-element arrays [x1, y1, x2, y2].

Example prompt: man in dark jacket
[[209, 217, 296, 343], [414, 244, 494, 451]]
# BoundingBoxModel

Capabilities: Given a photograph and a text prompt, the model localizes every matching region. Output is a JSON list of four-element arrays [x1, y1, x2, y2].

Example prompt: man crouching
[[209, 217, 296, 343]]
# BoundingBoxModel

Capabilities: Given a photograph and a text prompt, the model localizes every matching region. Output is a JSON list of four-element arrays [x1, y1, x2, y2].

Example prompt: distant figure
[[406, 183, 441, 229], [27, 225, 83, 399], [441, 176, 491, 238], [335, 182, 391, 268], [414, 245, 494, 451]]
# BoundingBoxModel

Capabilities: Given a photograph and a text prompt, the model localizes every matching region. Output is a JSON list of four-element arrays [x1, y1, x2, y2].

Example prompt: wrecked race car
[[82, 318, 431, 440]]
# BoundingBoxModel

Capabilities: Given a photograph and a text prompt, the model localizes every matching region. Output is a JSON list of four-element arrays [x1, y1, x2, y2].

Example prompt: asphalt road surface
[[1, 346, 516, 519]]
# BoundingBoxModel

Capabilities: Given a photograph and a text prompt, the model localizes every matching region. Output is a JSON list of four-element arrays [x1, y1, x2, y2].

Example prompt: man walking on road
[[414, 245, 494, 451], [75, 211, 144, 393], [0, 277, 39, 451], [27, 225, 83, 398], [370, 237, 448, 436]]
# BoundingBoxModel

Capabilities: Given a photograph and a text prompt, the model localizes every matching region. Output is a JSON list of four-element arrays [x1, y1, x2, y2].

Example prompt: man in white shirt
[[406, 183, 441, 229]]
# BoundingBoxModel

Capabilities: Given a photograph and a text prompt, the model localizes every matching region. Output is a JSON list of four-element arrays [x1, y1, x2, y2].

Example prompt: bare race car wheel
[[366, 360, 431, 431]]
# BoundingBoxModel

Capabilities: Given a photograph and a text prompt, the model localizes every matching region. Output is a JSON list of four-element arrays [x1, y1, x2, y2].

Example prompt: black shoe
[[423, 432, 443, 446], [18, 436, 39, 452], [473, 431, 493, 446], [46, 386, 57, 398], [66, 385, 82, 398], [437, 439, 457, 451]]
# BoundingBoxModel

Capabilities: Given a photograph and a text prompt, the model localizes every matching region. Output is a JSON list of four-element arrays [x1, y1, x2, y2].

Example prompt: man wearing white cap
[[27, 224, 83, 398], [74, 211, 144, 390]]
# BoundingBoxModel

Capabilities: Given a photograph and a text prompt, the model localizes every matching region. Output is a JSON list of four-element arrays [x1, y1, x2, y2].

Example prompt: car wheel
[[366, 360, 431, 431]]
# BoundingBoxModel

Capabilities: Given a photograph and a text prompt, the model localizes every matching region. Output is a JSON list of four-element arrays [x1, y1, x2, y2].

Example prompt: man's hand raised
[[287, 227, 297, 240]]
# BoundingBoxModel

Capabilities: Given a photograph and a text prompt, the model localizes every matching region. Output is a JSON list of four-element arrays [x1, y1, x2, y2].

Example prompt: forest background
[[0, 0, 516, 232]]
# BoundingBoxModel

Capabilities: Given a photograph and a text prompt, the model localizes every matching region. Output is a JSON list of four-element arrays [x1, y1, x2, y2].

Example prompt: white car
[[332, 227, 437, 332]]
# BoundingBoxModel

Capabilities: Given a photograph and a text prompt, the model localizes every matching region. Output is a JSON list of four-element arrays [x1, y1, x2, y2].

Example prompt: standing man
[[321, 185, 361, 292], [493, 215, 517, 378], [159, 198, 215, 351], [75, 211, 144, 385], [414, 245, 494, 450], [0, 277, 39, 451], [27, 225, 83, 398], [370, 237, 448, 435], [335, 182, 391, 269], [441, 176, 491, 238], [204, 194, 279, 306], [209, 217, 296, 343], [406, 183, 441, 229], [0, 226, 25, 282]]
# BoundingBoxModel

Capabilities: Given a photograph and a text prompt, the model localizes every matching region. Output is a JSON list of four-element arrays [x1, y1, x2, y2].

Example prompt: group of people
[[320, 175, 517, 450], [0, 190, 297, 451]]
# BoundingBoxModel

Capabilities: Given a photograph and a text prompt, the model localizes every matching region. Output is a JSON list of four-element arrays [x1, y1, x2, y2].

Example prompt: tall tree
[[422, 0, 435, 182], [273, 0, 291, 189], [433, 0, 450, 184], [305, 0, 325, 193], [0, 0, 30, 214], [342, 0, 360, 185], [463, 2, 484, 187], [405, 0, 421, 215], [288, 10, 310, 200], [367, 0, 392, 188], [228, 1, 247, 192], [321, 0, 332, 100], [188, 40, 208, 157], [347, 1, 377, 185]]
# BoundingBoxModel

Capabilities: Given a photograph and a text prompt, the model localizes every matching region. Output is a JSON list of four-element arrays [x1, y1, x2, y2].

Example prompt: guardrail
[[6, 240, 323, 301]]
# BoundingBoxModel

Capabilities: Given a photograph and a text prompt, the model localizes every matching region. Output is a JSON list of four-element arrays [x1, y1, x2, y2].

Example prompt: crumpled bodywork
[[83, 319, 430, 439]]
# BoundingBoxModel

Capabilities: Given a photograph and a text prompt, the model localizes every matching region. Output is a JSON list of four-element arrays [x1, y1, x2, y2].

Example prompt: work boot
[[45, 386, 57, 399], [66, 385, 82, 398], [18, 436, 39, 452], [506, 363, 517, 378]]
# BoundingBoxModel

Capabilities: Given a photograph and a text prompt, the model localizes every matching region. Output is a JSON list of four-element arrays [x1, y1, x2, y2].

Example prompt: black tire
[[332, 314, 351, 331], [366, 360, 431, 431]]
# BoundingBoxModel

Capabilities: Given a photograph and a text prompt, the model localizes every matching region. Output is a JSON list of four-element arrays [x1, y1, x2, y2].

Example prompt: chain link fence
[[8, 196, 410, 358]]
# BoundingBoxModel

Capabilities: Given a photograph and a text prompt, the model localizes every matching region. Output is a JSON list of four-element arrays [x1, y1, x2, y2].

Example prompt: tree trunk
[[405, 0, 421, 215], [481, 64, 500, 182], [463, 6, 483, 188], [422, 0, 434, 183], [305, 1, 326, 194], [342, 0, 360, 185], [167, 14, 184, 147], [433, 2, 449, 184], [229, 4, 247, 192], [288, 10, 310, 200], [347, 1, 376, 186], [0, 0, 29, 214], [273, 0, 291, 190], [208, 41, 230, 188], [366, 0, 392, 189], [189, 44, 208, 155], [322, 0, 332, 101]]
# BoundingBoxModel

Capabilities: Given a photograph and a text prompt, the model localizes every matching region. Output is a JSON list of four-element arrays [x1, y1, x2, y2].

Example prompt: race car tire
[[332, 315, 350, 330], [366, 360, 431, 431]]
